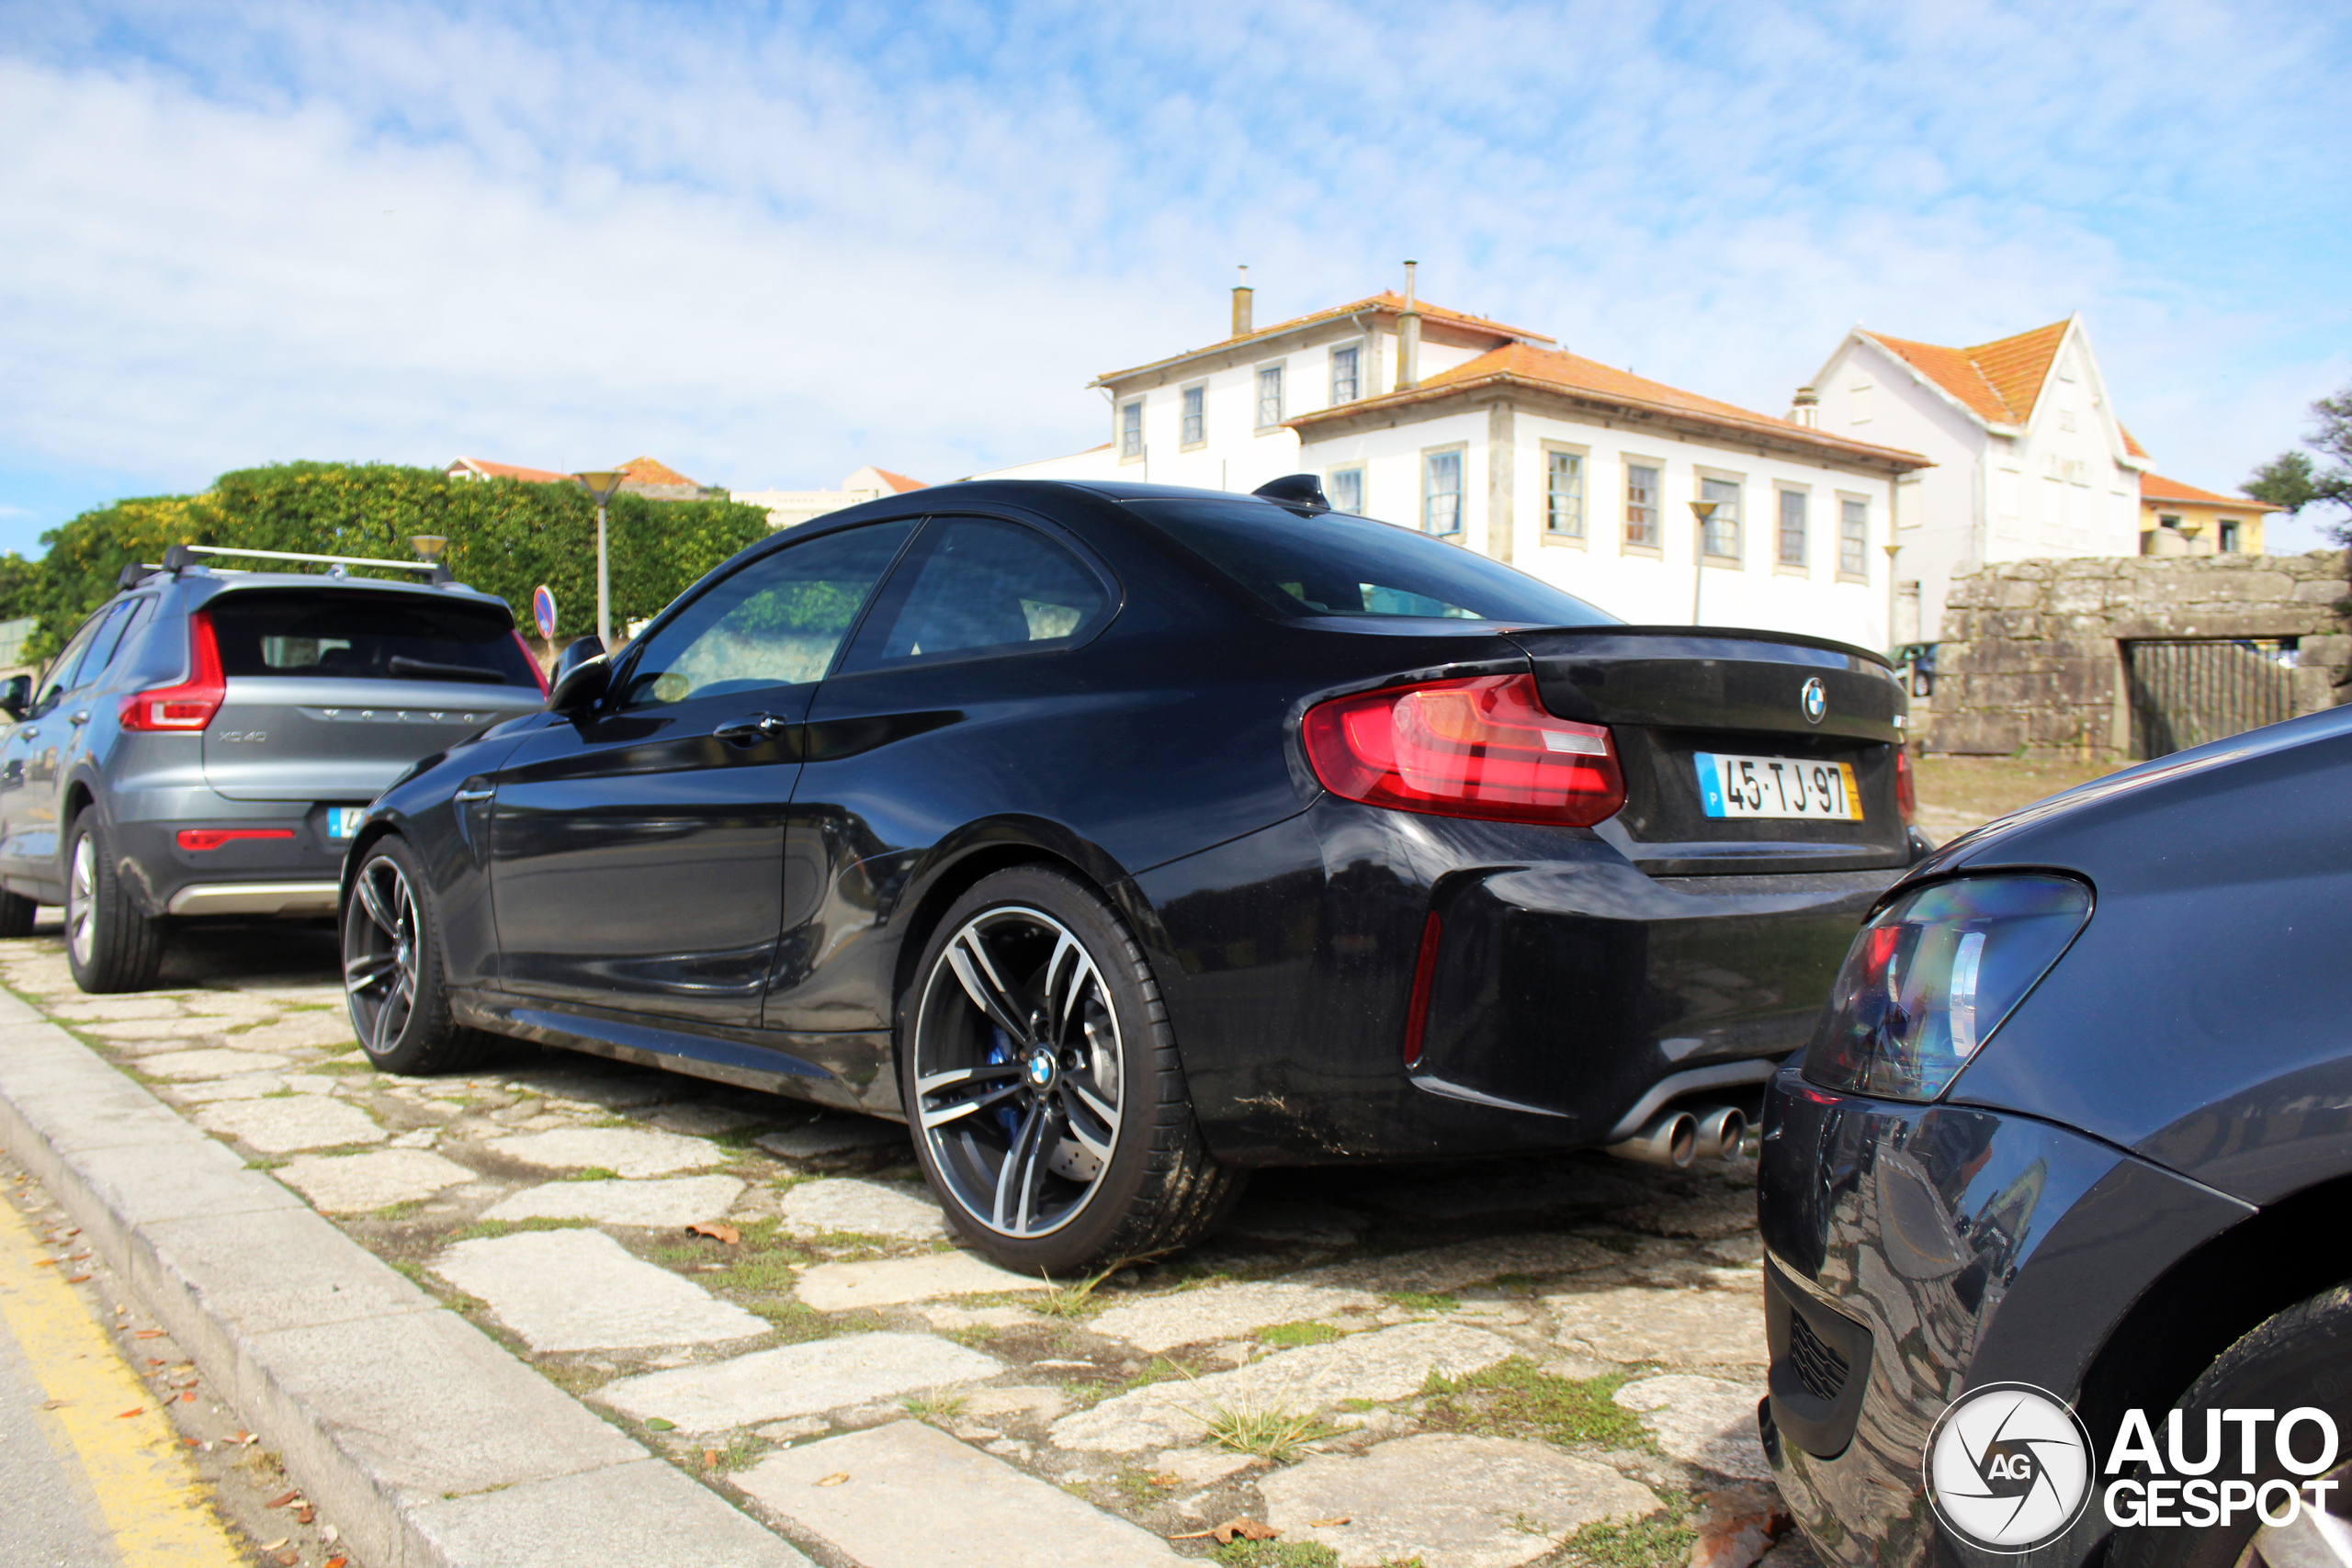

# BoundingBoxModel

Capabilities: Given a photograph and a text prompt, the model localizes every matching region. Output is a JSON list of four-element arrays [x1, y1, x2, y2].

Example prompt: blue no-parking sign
[[532, 585, 558, 640]]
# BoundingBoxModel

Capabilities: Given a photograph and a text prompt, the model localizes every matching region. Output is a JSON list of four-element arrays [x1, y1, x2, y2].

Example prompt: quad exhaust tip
[[1605, 1104, 1748, 1169]]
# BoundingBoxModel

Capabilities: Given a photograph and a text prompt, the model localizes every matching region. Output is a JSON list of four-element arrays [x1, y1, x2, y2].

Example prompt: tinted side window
[[840, 519, 1109, 674], [33, 607, 118, 714], [85, 597, 155, 684], [615, 521, 915, 711]]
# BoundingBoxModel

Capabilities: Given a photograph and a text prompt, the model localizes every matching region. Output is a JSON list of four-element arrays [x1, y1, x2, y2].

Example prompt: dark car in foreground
[[343, 476, 1922, 1271], [0, 546, 548, 991], [1758, 706, 2352, 1568]]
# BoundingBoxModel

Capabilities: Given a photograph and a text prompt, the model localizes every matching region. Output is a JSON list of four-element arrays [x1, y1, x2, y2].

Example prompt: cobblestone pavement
[[5, 919, 1815, 1568]]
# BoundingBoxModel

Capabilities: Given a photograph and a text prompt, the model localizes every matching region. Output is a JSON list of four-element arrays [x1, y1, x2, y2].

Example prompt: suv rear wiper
[[387, 656, 514, 684]]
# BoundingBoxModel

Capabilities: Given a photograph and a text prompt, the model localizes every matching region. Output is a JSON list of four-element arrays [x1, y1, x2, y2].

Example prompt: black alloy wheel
[[901, 865, 1241, 1274], [343, 837, 489, 1075], [62, 812, 165, 993]]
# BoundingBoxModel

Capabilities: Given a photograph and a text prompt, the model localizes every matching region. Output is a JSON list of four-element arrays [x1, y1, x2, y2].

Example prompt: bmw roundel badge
[[1801, 677, 1827, 725]]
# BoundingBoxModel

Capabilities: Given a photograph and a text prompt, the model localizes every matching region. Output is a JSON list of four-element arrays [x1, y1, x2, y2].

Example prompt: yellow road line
[[0, 1196, 245, 1567]]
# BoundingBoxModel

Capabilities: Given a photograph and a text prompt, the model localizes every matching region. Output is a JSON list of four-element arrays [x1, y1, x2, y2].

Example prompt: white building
[[992, 275, 1931, 649], [1803, 316, 2148, 642], [731, 465, 927, 529]]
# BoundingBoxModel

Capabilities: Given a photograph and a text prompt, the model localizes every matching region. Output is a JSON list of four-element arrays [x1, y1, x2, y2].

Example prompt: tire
[[0, 886, 35, 939], [2110, 1283, 2352, 1568], [63, 812, 166, 993], [342, 836, 492, 1076], [899, 865, 1244, 1275]]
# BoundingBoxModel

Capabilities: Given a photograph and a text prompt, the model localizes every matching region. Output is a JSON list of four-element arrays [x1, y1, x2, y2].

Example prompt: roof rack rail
[[159, 544, 455, 585]]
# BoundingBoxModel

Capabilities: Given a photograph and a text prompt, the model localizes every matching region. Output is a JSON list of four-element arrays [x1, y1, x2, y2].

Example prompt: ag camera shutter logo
[[1923, 1383, 2094, 1552]]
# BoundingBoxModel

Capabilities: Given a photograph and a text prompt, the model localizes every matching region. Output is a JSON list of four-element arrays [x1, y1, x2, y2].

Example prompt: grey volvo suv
[[0, 546, 548, 991]]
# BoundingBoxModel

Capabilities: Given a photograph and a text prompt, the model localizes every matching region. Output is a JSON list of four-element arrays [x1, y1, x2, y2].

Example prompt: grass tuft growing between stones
[[564, 1166, 623, 1181], [1419, 1357, 1650, 1450], [373, 1199, 424, 1222], [1382, 1292, 1459, 1313], [1559, 1501, 1693, 1568], [451, 1216, 592, 1243], [900, 1390, 968, 1426], [1197, 1401, 1335, 1464], [1256, 1320, 1345, 1348], [1212, 1540, 1344, 1567]]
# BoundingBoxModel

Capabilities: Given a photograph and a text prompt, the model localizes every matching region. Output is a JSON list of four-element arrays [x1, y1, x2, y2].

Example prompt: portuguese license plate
[[1695, 752, 1863, 821], [326, 807, 368, 840]]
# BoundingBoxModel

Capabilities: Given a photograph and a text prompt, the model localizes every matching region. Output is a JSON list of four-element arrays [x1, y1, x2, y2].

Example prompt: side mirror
[[547, 653, 611, 716], [0, 675, 28, 722], [551, 637, 605, 683]]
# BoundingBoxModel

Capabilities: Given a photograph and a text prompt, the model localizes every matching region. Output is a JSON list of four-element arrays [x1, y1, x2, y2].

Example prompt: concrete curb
[[0, 991, 809, 1568]]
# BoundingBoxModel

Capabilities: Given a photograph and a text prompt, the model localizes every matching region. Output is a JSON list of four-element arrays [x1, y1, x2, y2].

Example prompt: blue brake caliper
[[988, 1027, 1020, 1139]]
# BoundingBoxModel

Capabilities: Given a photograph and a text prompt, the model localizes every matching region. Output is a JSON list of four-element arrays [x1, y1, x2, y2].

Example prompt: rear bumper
[[1137, 800, 1906, 1166], [1754, 1063, 2252, 1568], [107, 795, 363, 920]]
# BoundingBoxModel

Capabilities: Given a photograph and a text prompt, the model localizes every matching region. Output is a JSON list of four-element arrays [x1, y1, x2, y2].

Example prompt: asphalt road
[[0, 1295, 119, 1568]]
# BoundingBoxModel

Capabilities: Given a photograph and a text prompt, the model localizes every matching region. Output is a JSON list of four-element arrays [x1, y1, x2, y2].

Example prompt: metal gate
[[2126, 638, 2299, 760]]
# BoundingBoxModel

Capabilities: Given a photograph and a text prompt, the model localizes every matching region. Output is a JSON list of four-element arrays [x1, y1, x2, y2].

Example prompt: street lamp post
[[571, 471, 627, 647], [1689, 500, 1720, 625]]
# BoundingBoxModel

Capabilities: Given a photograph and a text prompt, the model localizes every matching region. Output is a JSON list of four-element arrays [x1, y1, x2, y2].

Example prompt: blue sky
[[2, 0, 2346, 556]]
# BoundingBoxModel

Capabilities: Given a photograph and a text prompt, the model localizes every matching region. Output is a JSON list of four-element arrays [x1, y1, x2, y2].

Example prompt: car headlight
[[1804, 874, 2091, 1102]]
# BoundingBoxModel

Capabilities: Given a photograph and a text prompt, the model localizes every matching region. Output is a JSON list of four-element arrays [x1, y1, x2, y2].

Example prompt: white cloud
[[0, 0, 2345, 516]]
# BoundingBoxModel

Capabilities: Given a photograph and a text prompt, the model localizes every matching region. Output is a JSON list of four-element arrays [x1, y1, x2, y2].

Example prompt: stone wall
[[1927, 550, 2352, 759]]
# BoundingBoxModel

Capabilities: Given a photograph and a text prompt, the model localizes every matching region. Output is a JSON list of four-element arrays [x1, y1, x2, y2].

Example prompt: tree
[[2247, 388, 2352, 542], [17, 464, 774, 660]]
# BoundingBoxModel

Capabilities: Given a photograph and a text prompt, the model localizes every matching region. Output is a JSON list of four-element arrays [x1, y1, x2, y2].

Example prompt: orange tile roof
[[1865, 319, 2071, 427], [616, 456, 700, 488], [448, 456, 571, 485], [1097, 291, 1551, 385], [870, 468, 926, 493], [1293, 342, 1929, 470], [2120, 424, 2151, 460], [2139, 471, 2280, 511]]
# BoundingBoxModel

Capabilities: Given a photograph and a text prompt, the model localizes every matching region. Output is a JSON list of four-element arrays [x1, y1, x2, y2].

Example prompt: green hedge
[[6, 462, 775, 660]]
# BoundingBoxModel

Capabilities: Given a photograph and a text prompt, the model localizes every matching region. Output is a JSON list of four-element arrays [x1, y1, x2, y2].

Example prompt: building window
[[1330, 344, 1361, 405], [1328, 466, 1365, 516], [1701, 477, 1740, 558], [1545, 451, 1585, 538], [2158, 513, 2184, 531], [1256, 365, 1284, 429], [1625, 464, 1660, 547], [1849, 380, 1874, 423], [1423, 449, 1464, 536], [1120, 400, 1143, 459], [1840, 498, 1869, 578], [1777, 490, 1807, 567], [1180, 385, 1205, 448], [2219, 518, 2241, 553]]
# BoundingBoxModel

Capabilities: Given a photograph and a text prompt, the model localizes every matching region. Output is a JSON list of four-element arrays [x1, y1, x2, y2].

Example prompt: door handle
[[454, 784, 496, 803], [713, 715, 791, 746]]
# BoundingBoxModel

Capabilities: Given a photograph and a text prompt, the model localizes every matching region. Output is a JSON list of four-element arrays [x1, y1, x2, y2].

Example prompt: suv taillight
[[1895, 745, 1917, 824], [1302, 673, 1625, 828], [119, 611, 225, 732]]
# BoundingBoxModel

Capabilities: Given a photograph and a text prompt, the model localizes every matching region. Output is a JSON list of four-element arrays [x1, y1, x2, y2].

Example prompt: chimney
[[1231, 265, 1253, 340], [1791, 385, 1819, 428], [1396, 260, 1421, 389]]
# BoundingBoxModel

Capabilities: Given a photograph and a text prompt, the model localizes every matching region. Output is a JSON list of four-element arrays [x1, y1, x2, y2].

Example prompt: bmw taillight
[[1301, 673, 1625, 828], [120, 611, 226, 732], [1895, 745, 1917, 824]]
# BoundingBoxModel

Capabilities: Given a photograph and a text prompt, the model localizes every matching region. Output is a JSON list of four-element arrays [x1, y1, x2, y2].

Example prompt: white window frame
[[1179, 382, 1206, 451], [1838, 493, 1871, 582], [1541, 441, 1588, 546], [1774, 484, 1809, 574], [1421, 444, 1465, 537], [1622, 457, 1664, 555], [1118, 399, 1144, 463], [1326, 464, 1366, 517], [1255, 362, 1286, 431], [1696, 469, 1744, 564], [1329, 340, 1363, 406]]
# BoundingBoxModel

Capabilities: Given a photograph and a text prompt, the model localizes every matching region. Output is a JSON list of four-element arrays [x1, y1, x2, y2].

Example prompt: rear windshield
[[207, 590, 537, 688], [1123, 498, 1620, 626]]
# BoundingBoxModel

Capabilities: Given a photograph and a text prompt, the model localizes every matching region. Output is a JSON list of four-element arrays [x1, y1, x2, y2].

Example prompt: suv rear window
[[1123, 497, 1620, 626], [207, 590, 537, 688]]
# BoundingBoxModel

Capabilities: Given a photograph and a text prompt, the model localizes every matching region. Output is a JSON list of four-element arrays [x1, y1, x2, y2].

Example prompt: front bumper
[[1755, 1062, 2252, 1568]]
